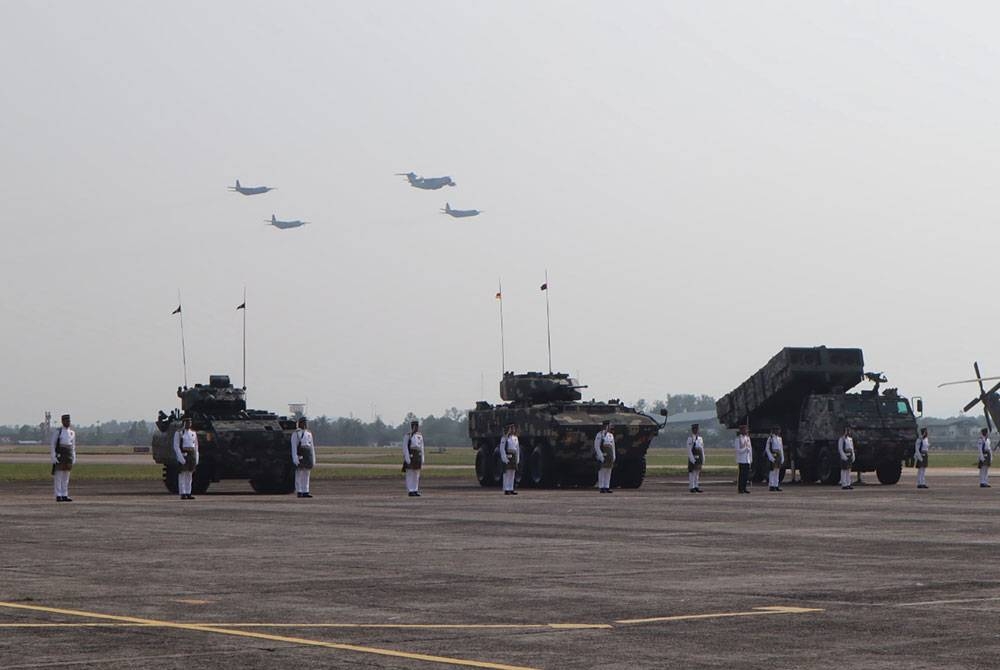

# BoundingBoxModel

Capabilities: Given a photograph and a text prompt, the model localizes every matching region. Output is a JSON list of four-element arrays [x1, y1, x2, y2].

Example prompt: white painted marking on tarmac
[[615, 605, 823, 625], [891, 596, 1000, 607], [0, 622, 613, 630]]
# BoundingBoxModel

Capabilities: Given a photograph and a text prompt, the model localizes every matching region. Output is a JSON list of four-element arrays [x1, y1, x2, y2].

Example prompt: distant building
[[664, 410, 719, 428], [921, 417, 984, 449], [654, 410, 721, 447]]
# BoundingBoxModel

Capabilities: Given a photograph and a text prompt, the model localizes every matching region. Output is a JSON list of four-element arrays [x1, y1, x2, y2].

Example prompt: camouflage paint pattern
[[716, 347, 917, 485], [152, 375, 297, 494], [470, 372, 664, 489]]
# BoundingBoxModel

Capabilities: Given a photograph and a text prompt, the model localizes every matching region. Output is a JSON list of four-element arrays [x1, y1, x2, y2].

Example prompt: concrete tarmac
[[2, 471, 999, 669]]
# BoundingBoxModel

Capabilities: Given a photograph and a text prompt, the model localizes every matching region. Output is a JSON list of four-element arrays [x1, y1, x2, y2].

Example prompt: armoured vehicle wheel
[[751, 457, 769, 484], [162, 463, 180, 494], [816, 448, 839, 485], [798, 459, 818, 483], [249, 465, 295, 494], [527, 445, 556, 488], [192, 467, 212, 494], [612, 457, 646, 489], [475, 449, 493, 487], [491, 450, 505, 487], [875, 460, 903, 485]]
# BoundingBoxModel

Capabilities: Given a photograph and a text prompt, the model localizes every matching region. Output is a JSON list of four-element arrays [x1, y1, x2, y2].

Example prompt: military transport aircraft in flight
[[396, 172, 456, 190], [441, 202, 481, 218], [229, 179, 275, 195], [265, 214, 308, 230]]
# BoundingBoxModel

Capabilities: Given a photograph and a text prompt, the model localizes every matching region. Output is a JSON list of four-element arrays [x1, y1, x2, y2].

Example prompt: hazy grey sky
[[2, 1, 999, 426]]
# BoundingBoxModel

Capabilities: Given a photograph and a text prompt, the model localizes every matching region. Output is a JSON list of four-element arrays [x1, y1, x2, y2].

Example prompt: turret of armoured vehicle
[[715, 347, 920, 485], [468, 372, 667, 489], [152, 375, 298, 494]]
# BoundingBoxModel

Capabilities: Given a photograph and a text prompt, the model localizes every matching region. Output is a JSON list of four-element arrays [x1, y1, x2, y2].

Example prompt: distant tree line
[[0, 420, 155, 446], [0, 410, 471, 448], [632, 394, 717, 415]]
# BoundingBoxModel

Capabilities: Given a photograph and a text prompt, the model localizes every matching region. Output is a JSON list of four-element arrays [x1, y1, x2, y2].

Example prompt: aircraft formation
[[398, 171, 481, 219], [228, 171, 481, 231]]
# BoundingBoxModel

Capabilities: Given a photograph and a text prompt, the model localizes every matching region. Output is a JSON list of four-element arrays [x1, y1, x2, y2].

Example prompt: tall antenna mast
[[497, 279, 506, 376], [542, 270, 552, 373], [174, 291, 188, 388], [238, 287, 247, 392]]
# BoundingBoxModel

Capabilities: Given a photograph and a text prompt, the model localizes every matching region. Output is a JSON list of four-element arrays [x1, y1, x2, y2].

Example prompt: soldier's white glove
[[293, 459, 299, 467], [178, 457, 186, 466], [597, 457, 605, 465]]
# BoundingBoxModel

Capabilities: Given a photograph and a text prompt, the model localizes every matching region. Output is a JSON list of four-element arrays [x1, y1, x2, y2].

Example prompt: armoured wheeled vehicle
[[715, 347, 920, 485], [468, 372, 667, 489], [152, 375, 298, 494]]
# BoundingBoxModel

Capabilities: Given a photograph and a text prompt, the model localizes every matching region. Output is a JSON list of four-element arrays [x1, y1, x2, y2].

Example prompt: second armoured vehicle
[[152, 375, 297, 494], [716, 346, 920, 485], [468, 372, 667, 489]]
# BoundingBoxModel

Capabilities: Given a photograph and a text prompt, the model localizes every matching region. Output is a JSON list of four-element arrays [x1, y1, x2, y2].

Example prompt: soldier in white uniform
[[594, 420, 615, 493], [50, 413, 76, 502], [686, 423, 705, 493], [172, 418, 199, 500], [734, 424, 752, 494], [914, 427, 930, 489], [290, 417, 315, 498], [499, 423, 520, 495], [403, 420, 424, 497], [977, 428, 993, 488], [837, 426, 855, 490], [766, 427, 784, 492]]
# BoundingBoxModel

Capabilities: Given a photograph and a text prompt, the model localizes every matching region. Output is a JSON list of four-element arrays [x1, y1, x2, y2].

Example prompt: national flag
[[495, 292, 502, 300], [540, 283, 548, 291], [171, 305, 182, 315], [236, 302, 246, 310]]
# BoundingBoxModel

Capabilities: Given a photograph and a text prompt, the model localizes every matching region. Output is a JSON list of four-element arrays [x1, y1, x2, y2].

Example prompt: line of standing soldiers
[[45, 414, 999, 501], [681, 423, 997, 495]]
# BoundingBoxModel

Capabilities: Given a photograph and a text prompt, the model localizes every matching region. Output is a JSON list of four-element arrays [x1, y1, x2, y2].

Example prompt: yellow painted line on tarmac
[[615, 605, 823, 625], [0, 601, 538, 670]]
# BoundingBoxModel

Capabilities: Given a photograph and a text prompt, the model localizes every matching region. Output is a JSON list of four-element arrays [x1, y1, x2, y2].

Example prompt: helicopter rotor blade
[[938, 376, 1000, 388], [963, 379, 1000, 413], [975, 361, 988, 397]]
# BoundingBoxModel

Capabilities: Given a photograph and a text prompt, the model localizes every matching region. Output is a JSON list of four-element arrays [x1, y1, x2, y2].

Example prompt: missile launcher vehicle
[[152, 375, 298, 494], [469, 372, 667, 489], [716, 347, 920, 485]]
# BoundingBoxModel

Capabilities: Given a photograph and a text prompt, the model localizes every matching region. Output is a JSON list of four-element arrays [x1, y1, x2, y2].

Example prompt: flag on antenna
[[172, 305, 182, 315], [495, 292, 502, 300], [540, 283, 548, 291], [236, 302, 246, 310]]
